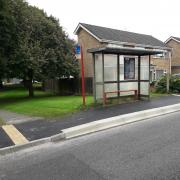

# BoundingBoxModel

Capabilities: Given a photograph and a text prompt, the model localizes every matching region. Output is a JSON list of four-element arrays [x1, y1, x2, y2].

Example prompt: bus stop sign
[[75, 44, 81, 55]]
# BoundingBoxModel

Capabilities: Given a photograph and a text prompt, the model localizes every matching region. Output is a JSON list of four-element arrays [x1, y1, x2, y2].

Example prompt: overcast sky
[[27, 0, 180, 42]]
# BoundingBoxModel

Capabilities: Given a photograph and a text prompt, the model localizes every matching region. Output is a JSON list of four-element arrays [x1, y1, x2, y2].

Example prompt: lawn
[[150, 92, 169, 98], [0, 85, 170, 118], [0, 86, 94, 118]]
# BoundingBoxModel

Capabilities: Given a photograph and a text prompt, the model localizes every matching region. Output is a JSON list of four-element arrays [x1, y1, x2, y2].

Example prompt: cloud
[[27, 0, 180, 41]]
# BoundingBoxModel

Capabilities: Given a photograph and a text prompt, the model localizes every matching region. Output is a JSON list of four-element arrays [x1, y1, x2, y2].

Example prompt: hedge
[[155, 75, 180, 93]]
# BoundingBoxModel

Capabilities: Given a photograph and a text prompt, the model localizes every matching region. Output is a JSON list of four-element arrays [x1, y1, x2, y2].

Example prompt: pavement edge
[[1, 103, 180, 156], [0, 133, 66, 156], [62, 103, 180, 139]]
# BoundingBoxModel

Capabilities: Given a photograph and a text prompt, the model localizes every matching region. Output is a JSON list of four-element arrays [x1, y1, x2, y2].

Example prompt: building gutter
[[102, 39, 171, 51], [106, 43, 168, 53]]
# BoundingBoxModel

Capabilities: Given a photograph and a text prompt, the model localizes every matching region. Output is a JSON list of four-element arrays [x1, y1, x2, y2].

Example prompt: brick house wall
[[77, 29, 107, 94], [166, 39, 180, 74], [78, 29, 170, 86], [150, 56, 170, 82], [151, 56, 170, 72], [77, 29, 106, 78], [77, 29, 170, 82], [151, 57, 170, 73]]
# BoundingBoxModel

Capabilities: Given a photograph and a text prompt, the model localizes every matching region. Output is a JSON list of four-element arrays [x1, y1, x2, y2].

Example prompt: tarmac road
[[1, 111, 180, 180]]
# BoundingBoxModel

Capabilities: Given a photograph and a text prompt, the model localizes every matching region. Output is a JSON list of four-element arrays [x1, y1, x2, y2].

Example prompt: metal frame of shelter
[[88, 47, 168, 103]]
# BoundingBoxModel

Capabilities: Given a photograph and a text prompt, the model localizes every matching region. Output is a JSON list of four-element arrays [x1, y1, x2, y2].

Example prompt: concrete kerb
[[0, 132, 66, 156], [1, 103, 180, 156], [62, 103, 180, 139]]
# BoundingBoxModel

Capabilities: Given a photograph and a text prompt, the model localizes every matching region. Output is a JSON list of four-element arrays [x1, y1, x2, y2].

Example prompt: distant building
[[165, 36, 180, 74], [3, 78, 21, 85], [150, 51, 170, 82]]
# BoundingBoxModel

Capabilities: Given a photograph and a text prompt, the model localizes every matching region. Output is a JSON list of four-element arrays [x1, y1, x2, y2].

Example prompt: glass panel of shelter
[[140, 56, 150, 96], [94, 53, 150, 100], [104, 54, 118, 98], [95, 54, 103, 100]]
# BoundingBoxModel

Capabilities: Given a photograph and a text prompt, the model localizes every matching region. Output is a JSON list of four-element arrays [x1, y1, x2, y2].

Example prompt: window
[[156, 70, 164, 80], [153, 53, 164, 58], [124, 57, 135, 79], [153, 52, 169, 59]]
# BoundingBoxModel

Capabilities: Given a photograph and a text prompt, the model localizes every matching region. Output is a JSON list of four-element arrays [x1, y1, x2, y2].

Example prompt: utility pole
[[80, 45, 86, 107], [167, 50, 172, 93]]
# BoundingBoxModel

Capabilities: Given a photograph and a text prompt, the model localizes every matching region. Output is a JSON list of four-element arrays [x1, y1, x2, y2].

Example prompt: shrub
[[171, 76, 180, 93], [155, 75, 180, 93], [150, 81, 156, 86], [155, 76, 167, 93]]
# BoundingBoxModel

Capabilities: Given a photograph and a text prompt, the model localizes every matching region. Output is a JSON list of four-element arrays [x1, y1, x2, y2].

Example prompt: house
[[150, 51, 170, 82], [165, 36, 180, 74], [74, 23, 171, 102], [3, 78, 21, 85]]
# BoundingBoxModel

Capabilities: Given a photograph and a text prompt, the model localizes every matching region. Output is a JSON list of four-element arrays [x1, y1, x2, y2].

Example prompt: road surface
[[1, 111, 180, 180]]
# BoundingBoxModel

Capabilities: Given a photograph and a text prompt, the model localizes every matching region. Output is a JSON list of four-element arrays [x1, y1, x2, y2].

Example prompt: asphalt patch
[[15, 120, 63, 141], [0, 128, 14, 148]]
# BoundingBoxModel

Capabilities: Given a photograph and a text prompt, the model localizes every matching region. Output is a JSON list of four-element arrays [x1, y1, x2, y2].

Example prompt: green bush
[[150, 81, 156, 86], [155, 75, 180, 93], [171, 76, 180, 93]]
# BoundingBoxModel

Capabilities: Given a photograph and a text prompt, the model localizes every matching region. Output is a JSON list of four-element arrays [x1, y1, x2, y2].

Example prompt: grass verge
[[0, 85, 94, 118], [150, 92, 170, 98]]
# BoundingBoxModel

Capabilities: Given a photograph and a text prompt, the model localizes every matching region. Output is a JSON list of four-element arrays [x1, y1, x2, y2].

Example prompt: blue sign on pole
[[75, 44, 81, 55]]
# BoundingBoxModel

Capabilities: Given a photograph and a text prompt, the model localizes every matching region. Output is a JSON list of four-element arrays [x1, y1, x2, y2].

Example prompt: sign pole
[[80, 45, 86, 107]]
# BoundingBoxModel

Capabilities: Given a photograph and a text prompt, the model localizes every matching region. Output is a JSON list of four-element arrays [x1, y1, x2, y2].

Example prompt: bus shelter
[[88, 46, 166, 104]]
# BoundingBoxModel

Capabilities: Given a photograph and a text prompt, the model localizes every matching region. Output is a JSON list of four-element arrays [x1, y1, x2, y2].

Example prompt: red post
[[135, 90, 138, 100], [80, 45, 86, 107], [103, 92, 107, 106]]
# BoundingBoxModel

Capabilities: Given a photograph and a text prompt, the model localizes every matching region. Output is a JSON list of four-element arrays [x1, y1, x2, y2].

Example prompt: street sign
[[75, 44, 81, 55], [75, 44, 86, 107]]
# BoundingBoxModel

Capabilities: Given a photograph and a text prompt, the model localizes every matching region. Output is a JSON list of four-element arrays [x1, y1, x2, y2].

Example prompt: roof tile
[[80, 23, 167, 48]]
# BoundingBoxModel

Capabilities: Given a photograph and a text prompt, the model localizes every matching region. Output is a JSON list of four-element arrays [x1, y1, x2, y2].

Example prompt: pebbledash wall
[[166, 39, 180, 74], [78, 28, 170, 86]]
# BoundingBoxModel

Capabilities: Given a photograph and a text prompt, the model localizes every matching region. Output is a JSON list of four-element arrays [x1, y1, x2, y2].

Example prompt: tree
[[1, 0, 79, 96], [0, 0, 15, 88], [40, 16, 79, 80]]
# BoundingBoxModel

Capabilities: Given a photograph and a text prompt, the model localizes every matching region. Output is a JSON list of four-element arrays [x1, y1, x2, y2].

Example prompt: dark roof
[[172, 36, 180, 42], [79, 23, 167, 48]]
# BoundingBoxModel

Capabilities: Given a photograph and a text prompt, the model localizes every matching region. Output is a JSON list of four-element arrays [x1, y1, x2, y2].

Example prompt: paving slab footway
[[0, 110, 42, 124]]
